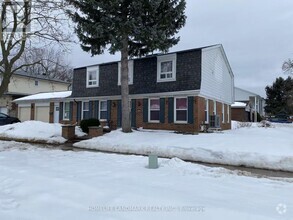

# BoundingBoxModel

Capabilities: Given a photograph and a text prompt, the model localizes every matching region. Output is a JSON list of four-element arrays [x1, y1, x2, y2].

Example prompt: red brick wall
[[231, 108, 247, 122], [67, 97, 232, 132], [110, 100, 118, 129], [49, 102, 54, 123], [136, 98, 197, 133], [30, 103, 35, 120]]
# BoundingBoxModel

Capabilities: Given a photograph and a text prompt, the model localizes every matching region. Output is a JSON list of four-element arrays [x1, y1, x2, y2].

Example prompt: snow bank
[[0, 121, 85, 144], [74, 123, 293, 172], [0, 144, 292, 220]]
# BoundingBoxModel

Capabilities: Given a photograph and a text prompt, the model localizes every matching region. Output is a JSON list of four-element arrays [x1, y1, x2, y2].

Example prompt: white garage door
[[19, 107, 31, 122], [35, 106, 50, 123]]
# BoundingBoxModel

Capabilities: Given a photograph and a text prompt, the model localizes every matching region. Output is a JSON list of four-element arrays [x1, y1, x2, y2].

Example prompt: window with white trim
[[175, 97, 187, 123], [86, 66, 99, 88], [35, 80, 39, 86], [149, 98, 160, 122], [63, 102, 70, 120], [118, 60, 133, 85], [99, 100, 107, 120], [222, 103, 225, 123], [227, 105, 230, 123], [213, 100, 216, 115], [205, 99, 209, 123], [157, 54, 176, 82], [82, 101, 89, 119]]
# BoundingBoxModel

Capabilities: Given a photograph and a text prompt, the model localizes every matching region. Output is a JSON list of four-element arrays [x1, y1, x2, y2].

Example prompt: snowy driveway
[[0, 141, 292, 220]]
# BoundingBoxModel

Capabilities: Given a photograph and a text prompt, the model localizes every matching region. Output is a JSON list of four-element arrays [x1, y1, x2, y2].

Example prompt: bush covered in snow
[[231, 121, 252, 129]]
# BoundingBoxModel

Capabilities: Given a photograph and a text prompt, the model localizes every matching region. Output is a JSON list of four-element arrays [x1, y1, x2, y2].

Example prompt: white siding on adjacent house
[[200, 46, 234, 104], [8, 75, 69, 95], [234, 87, 265, 116], [234, 87, 257, 101]]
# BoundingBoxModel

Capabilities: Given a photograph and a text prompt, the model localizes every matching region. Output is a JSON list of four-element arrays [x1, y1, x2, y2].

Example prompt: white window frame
[[213, 100, 217, 115], [118, 60, 134, 85], [157, 54, 176, 82], [63, 102, 70, 120], [205, 99, 209, 123], [227, 105, 230, 123], [148, 98, 160, 123], [99, 100, 108, 121], [174, 97, 188, 124], [35, 80, 39, 86], [82, 101, 89, 119], [222, 103, 225, 123], [86, 66, 99, 88]]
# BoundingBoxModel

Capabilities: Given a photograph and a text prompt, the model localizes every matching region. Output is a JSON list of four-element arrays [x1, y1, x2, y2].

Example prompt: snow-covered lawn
[[75, 122, 293, 172], [0, 121, 85, 144], [0, 141, 292, 220]]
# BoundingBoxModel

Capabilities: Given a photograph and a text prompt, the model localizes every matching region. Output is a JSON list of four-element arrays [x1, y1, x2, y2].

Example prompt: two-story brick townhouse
[[61, 44, 234, 133]]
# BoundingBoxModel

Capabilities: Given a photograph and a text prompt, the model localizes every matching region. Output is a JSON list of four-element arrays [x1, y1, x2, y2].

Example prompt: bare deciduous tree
[[282, 59, 293, 75], [0, 0, 72, 96], [17, 47, 73, 82]]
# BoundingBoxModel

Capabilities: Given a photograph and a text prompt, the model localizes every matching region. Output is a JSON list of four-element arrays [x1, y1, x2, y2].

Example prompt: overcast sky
[[67, 0, 293, 97]]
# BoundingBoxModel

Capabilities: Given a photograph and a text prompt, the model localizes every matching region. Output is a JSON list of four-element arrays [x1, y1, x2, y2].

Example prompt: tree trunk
[[121, 37, 132, 133]]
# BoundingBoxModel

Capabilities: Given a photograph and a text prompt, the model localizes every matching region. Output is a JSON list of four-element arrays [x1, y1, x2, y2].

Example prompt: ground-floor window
[[205, 99, 209, 123], [99, 100, 107, 120], [175, 97, 187, 123], [63, 102, 70, 120], [149, 98, 160, 122], [222, 103, 225, 123], [227, 105, 230, 123], [82, 101, 89, 119], [213, 100, 216, 115]]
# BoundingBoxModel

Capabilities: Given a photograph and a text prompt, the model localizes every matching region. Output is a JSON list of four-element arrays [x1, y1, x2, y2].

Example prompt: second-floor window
[[118, 60, 134, 85], [157, 54, 176, 82], [99, 100, 107, 120], [86, 66, 99, 88], [149, 98, 160, 122]]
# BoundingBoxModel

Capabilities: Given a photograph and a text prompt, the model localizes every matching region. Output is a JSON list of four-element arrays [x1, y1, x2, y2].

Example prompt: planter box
[[62, 125, 75, 140], [88, 126, 103, 138]]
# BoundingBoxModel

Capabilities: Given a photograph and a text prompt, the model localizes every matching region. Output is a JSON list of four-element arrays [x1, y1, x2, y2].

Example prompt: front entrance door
[[54, 103, 60, 123]]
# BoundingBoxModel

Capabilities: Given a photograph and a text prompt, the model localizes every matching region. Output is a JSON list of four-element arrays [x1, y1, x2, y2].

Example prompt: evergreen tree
[[265, 77, 293, 115], [65, 0, 186, 132]]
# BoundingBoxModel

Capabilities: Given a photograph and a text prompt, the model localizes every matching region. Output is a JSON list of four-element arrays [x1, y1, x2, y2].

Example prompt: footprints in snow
[[0, 177, 20, 210]]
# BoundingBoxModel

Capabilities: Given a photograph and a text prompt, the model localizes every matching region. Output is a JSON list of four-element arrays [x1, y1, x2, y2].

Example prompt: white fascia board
[[66, 90, 201, 101]]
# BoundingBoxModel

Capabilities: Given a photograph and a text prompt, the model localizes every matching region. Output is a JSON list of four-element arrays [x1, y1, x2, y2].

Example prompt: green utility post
[[148, 155, 159, 169]]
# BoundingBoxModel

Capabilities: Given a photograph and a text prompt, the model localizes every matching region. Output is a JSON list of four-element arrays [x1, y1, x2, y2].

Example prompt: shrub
[[80, 118, 100, 133], [257, 112, 263, 122]]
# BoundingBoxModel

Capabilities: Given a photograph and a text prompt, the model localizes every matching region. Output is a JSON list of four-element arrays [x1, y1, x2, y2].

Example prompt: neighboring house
[[231, 101, 252, 122], [13, 91, 72, 123], [233, 87, 265, 122], [62, 44, 234, 133], [0, 71, 71, 117]]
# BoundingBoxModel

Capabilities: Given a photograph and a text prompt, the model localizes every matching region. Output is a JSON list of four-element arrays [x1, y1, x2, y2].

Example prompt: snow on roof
[[231, 102, 247, 108], [14, 91, 72, 102]]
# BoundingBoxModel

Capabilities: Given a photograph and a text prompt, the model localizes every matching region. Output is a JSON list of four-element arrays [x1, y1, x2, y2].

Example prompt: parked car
[[268, 115, 292, 123], [0, 113, 21, 125]]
